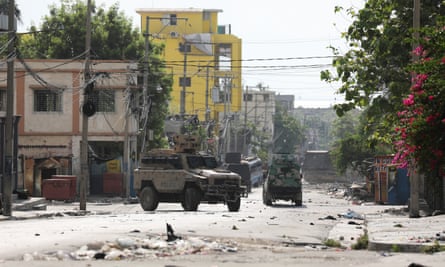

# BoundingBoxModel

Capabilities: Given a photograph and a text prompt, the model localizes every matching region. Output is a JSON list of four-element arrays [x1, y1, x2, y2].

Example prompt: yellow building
[[136, 8, 242, 122]]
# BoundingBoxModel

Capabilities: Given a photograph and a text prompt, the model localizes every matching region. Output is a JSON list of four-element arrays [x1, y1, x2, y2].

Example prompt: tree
[[329, 108, 393, 177], [272, 105, 304, 154], [17, 0, 173, 151], [18, 0, 142, 60], [321, 0, 445, 148], [393, 17, 445, 174]]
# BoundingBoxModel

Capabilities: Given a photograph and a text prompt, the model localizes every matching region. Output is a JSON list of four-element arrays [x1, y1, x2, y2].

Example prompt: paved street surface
[[0, 183, 444, 266]]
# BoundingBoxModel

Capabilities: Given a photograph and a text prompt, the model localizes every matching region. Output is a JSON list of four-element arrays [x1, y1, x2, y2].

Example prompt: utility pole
[[409, 0, 421, 218], [242, 86, 248, 156], [180, 44, 188, 117], [140, 16, 150, 153], [79, 0, 92, 211], [2, 0, 16, 216], [205, 65, 210, 122]]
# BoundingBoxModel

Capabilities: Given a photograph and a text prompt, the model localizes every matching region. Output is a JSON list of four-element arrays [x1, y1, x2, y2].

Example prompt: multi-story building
[[135, 8, 242, 122], [240, 87, 275, 155], [0, 59, 138, 197]]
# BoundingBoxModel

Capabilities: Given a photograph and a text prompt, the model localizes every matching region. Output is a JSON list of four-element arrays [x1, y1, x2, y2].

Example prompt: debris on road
[[338, 209, 364, 220], [21, 234, 239, 262]]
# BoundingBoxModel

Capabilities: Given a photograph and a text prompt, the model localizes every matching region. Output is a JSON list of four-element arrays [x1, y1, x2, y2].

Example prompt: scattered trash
[[21, 234, 239, 262], [338, 209, 364, 220], [319, 215, 336, 220]]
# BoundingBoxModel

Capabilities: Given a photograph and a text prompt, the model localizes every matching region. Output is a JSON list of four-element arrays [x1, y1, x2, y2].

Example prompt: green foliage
[[393, 17, 445, 173], [322, 0, 445, 159], [351, 232, 368, 250], [422, 241, 445, 254], [323, 239, 342, 248], [18, 0, 144, 60], [330, 110, 375, 176], [391, 244, 401, 252], [249, 121, 271, 163], [16, 0, 173, 152], [273, 105, 304, 154]]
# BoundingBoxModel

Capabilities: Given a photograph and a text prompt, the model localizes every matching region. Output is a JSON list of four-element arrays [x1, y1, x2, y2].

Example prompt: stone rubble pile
[[22, 235, 239, 261]]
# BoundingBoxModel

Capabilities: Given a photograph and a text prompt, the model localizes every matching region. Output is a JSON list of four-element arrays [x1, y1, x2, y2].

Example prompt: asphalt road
[[0, 184, 443, 267]]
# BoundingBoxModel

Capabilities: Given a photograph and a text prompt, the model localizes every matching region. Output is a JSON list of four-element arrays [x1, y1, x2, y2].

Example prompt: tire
[[294, 190, 303, 206], [262, 186, 272, 206], [139, 186, 159, 211], [183, 187, 201, 211], [227, 197, 241, 212]]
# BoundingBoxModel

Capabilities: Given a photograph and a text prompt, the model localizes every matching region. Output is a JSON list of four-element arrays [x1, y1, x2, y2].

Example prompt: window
[[90, 89, 115, 112], [217, 77, 232, 103], [218, 44, 232, 70], [169, 14, 177, 25], [179, 43, 191, 53], [179, 77, 191, 87], [243, 93, 253, 102], [203, 11, 211, 21], [34, 89, 62, 112], [263, 94, 270, 102], [0, 89, 5, 111]]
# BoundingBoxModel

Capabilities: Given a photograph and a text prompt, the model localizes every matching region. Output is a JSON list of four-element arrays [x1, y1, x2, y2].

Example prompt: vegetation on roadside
[[351, 232, 368, 250], [422, 241, 445, 254], [323, 239, 343, 248]]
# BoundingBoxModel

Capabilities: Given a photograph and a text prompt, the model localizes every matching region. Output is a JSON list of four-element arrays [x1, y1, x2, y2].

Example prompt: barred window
[[90, 89, 115, 112], [34, 90, 62, 112], [0, 89, 5, 111]]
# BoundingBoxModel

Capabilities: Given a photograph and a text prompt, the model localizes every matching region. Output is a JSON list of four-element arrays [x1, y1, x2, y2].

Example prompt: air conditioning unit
[[170, 31, 180, 38]]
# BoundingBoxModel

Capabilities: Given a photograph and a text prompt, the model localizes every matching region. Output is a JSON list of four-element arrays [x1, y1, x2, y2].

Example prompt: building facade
[[240, 87, 275, 156], [0, 59, 138, 197], [135, 8, 242, 122]]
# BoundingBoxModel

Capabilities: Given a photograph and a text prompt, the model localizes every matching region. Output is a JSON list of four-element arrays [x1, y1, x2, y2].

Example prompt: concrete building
[[135, 8, 242, 122], [240, 87, 275, 155], [0, 59, 138, 197]]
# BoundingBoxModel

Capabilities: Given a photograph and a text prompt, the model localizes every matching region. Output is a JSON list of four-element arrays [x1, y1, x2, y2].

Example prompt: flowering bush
[[393, 23, 445, 173]]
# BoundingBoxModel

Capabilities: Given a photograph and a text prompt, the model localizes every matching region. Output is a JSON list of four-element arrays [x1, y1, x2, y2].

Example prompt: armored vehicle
[[134, 134, 246, 212], [262, 153, 302, 206]]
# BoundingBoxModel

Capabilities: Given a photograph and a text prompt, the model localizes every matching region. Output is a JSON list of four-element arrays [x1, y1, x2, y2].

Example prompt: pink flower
[[428, 95, 435, 101], [403, 94, 415, 106], [441, 57, 445, 64], [426, 115, 436, 124], [413, 45, 424, 56]]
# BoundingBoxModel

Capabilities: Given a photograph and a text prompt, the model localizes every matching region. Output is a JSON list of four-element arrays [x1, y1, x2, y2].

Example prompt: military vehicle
[[134, 134, 246, 212], [262, 153, 302, 206]]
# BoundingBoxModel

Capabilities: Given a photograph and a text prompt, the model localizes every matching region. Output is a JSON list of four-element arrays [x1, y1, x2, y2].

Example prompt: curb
[[367, 241, 427, 253]]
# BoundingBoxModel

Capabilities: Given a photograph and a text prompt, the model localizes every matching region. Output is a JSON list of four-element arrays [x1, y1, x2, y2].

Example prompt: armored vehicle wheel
[[227, 197, 241, 212], [139, 186, 159, 211], [262, 187, 272, 206], [294, 191, 303, 206], [183, 187, 201, 211]]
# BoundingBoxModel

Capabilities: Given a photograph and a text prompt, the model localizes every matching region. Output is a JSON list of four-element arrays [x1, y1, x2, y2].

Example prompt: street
[[0, 183, 444, 267]]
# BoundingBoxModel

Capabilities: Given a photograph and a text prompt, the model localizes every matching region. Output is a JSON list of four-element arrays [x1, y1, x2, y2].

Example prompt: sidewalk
[[327, 205, 445, 253], [366, 211, 445, 252]]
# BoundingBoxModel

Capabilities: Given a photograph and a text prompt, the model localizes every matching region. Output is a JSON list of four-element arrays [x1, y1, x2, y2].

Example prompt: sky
[[15, 0, 364, 108]]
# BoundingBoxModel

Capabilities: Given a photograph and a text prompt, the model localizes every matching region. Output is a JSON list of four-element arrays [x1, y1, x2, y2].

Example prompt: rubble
[[21, 234, 239, 262]]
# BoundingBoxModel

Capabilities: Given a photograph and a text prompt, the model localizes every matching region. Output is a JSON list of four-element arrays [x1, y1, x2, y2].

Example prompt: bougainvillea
[[393, 20, 445, 174]]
